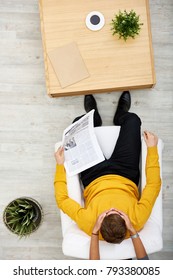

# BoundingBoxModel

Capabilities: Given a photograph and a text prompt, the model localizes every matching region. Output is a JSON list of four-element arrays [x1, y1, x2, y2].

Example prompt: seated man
[[54, 91, 161, 244]]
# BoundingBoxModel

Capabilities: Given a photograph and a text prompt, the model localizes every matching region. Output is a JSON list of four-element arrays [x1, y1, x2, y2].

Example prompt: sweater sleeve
[[135, 146, 161, 226], [54, 164, 84, 223]]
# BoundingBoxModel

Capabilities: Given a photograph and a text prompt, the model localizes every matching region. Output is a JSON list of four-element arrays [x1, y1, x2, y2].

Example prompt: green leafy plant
[[3, 198, 43, 237], [111, 10, 143, 41]]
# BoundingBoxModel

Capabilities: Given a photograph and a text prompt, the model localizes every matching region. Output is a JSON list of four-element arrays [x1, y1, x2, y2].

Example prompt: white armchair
[[57, 126, 163, 259]]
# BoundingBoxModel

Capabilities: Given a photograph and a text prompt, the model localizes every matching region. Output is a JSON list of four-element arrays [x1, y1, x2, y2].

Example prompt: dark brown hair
[[100, 213, 127, 243]]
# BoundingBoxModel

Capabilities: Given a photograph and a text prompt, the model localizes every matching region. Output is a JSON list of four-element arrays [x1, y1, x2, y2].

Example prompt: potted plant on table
[[3, 197, 43, 238], [111, 10, 143, 41]]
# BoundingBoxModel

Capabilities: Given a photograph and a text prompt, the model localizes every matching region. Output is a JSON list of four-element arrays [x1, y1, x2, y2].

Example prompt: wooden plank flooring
[[0, 0, 173, 260]]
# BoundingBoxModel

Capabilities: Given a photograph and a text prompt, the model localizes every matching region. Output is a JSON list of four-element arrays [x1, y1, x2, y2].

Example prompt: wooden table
[[39, 0, 155, 97]]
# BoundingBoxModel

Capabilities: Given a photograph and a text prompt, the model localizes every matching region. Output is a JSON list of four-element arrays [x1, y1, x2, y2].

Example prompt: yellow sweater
[[54, 146, 161, 239]]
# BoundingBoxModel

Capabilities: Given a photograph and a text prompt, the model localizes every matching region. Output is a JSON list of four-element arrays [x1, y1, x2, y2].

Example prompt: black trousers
[[73, 111, 141, 188]]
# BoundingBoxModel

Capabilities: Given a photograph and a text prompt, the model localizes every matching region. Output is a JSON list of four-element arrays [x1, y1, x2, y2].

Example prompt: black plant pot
[[3, 197, 43, 237]]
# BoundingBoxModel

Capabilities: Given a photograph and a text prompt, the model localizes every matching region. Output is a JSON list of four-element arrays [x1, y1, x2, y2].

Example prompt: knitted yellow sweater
[[54, 146, 161, 239]]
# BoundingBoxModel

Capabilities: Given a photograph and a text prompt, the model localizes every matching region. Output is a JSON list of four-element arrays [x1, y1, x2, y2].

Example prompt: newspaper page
[[62, 110, 105, 176]]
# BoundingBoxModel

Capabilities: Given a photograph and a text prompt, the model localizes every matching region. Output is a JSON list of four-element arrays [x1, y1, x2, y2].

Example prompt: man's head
[[100, 213, 127, 243]]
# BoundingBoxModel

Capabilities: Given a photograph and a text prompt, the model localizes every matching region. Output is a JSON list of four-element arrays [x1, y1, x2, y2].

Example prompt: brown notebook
[[48, 42, 89, 88]]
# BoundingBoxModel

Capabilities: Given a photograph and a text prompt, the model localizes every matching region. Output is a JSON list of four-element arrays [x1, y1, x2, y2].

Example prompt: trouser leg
[[81, 112, 141, 187], [72, 111, 102, 127], [109, 112, 141, 185], [72, 115, 85, 123]]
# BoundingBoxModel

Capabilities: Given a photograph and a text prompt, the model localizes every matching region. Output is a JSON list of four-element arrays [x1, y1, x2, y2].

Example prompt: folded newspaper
[[62, 110, 105, 176]]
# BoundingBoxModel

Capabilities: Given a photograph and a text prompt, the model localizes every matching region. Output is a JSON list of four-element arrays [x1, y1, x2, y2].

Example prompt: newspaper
[[62, 110, 105, 176]]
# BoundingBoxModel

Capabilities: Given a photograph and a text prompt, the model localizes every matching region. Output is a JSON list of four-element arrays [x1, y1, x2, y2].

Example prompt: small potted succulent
[[3, 197, 43, 237], [111, 10, 143, 41]]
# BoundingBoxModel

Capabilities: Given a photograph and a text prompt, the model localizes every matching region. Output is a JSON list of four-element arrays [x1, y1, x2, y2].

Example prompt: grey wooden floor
[[0, 0, 173, 260]]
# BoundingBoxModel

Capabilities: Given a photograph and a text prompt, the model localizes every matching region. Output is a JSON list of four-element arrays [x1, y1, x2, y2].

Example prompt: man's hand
[[143, 131, 158, 147], [55, 146, 65, 165]]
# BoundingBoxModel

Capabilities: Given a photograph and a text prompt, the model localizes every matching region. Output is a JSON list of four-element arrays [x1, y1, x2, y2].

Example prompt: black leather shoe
[[113, 91, 131, 124], [84, 95, 102, 126], [84, 95, 97, 112]]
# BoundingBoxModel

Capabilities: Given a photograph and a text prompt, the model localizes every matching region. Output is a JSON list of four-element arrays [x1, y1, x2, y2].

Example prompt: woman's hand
[[92, 211, 107, 234], [107, 208, 136, 235], [143, 131, 158, 147], [115, 209, 136, 235], [54, 146, 65, 165], [93, 208, 136, 235], [92, 208, 116, 234]]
